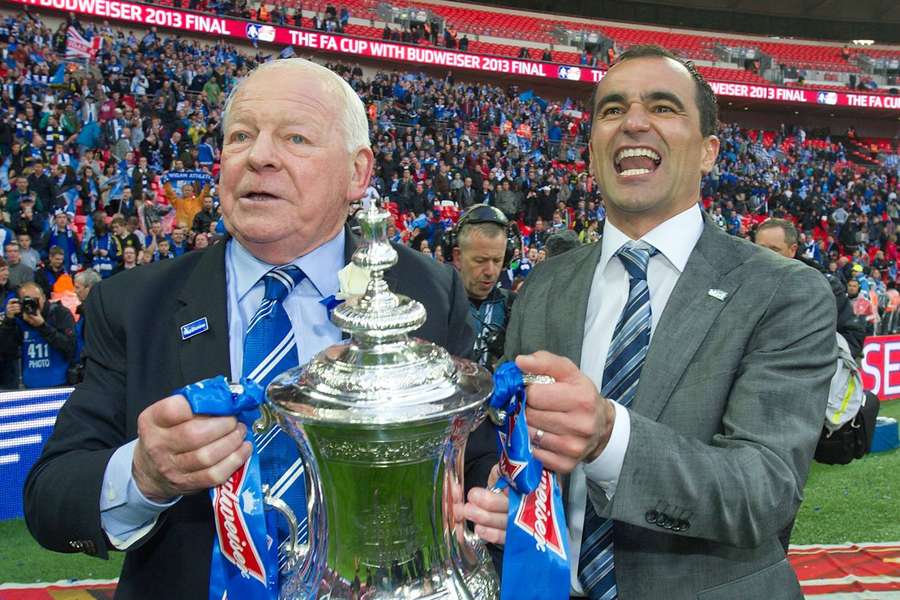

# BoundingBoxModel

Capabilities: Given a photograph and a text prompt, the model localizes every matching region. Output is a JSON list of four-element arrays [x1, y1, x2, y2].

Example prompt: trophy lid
[[267, 205, 492, 426]]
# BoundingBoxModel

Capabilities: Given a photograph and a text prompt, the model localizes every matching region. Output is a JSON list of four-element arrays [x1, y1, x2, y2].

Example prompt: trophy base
[[309, 553, 499, 599]]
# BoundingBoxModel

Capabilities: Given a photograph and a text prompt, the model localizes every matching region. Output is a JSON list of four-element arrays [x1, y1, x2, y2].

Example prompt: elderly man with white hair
[[24, 59, 486, 599]]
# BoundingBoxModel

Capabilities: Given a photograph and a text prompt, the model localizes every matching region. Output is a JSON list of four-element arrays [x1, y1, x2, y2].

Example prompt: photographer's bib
[[19, 323, 68, 387]]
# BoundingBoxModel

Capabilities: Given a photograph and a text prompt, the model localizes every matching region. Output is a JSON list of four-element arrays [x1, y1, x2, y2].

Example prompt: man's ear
[[347, 147, 375, 203], [700, 135, 720, 175]]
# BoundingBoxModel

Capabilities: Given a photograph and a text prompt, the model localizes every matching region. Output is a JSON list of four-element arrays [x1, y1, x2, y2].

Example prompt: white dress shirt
[[99, 232, 344, 549], [568, 204, 704, 593]]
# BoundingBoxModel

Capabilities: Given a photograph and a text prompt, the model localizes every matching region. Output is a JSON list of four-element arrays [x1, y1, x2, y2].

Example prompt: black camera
[[21, 296, 39, 315], [474, 324, 507, 369]]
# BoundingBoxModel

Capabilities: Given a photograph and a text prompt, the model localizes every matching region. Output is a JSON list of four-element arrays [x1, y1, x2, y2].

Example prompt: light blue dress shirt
[[99, 232, 345, 548]]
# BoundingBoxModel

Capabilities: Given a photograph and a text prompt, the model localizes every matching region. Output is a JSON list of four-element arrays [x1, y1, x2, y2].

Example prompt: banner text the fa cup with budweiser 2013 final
[[11, 0, 900, 112]]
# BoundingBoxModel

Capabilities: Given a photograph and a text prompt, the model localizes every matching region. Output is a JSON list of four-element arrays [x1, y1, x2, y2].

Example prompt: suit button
[[645, 510, 659, 524], [658, 514, 672, 528], [680, 520, 691, 531]]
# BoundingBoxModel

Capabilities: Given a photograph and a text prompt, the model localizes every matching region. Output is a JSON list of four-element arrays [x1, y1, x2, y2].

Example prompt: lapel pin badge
[[180, 317, 209, 340], [707, 289, 728, 302]]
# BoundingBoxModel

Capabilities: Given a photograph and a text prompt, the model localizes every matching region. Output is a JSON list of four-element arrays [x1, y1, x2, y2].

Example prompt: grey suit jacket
[[504, 218, 837, 599]]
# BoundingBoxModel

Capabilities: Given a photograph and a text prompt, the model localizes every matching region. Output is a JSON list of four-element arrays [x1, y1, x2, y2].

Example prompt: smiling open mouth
[[614, 147, 661, 177]]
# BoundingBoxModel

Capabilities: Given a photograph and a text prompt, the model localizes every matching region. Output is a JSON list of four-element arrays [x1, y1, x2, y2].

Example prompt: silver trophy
[[265, 205, 500, 599]]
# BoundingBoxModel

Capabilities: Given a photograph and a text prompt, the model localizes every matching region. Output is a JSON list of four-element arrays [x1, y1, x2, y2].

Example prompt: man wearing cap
[[11, 193, 43, 244]]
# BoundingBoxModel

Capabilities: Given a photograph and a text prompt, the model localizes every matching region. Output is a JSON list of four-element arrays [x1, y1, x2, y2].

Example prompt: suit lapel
[[343, 225, 357, 266], [632, 219, 746, 421], [175, 240, 231, 384], [548, 242, 602, 366]]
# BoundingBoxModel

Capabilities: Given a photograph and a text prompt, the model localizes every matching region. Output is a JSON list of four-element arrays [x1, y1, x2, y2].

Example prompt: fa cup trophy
[[266, 205, 500, 599]]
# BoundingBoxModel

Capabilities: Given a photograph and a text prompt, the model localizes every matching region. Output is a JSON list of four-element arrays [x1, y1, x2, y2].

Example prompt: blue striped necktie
[[578, 241, 658, 600], [243, 264, 309, 573]]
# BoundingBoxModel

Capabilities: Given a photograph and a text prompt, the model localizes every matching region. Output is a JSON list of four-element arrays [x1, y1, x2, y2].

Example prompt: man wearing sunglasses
[[451, 204, 514, 369]]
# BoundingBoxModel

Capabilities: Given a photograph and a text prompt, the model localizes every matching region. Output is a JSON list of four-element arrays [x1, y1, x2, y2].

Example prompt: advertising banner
[[861, 335, 900, 401], [8, 0, 900, 113]]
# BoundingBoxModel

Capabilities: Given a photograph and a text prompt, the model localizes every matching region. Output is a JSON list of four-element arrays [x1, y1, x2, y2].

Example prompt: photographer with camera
[[451, 204, 516, 369], [0, 281, 76, 389]]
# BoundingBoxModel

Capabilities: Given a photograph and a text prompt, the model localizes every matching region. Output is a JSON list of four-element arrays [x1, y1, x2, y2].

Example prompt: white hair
[[222, 58, 369, 154], [75, 269, 102, 288]]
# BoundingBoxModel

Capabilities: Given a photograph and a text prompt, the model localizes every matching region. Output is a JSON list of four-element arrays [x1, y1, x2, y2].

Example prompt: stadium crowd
[[0, 8, 899, 389]]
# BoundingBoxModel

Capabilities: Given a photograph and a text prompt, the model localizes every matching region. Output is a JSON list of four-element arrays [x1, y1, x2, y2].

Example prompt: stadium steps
[[835, 136, 882, 167]]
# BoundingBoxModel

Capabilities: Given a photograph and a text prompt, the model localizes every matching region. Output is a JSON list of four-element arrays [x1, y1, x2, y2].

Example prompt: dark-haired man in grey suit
[[465, 45, 837, 599]]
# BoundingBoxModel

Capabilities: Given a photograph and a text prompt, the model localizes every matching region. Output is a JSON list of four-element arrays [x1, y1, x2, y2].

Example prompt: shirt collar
[[230, 228, 345, 303], [599, 204, 704, 275]]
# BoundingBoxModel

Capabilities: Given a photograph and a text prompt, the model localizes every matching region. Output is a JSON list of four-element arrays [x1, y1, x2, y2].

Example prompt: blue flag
[[51, 63, 66, 85], [58, 187, 79, 214], [109, 159, 130, 200], [0, 156, 10, 192], [489, 362, 570, 600]]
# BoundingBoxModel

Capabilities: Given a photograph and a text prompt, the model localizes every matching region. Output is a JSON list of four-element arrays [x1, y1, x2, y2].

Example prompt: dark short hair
[[757, 218, 799, 247], [592, 44, 719, 137], [545, 229, 581, 258], [48, 245, 65, 258]]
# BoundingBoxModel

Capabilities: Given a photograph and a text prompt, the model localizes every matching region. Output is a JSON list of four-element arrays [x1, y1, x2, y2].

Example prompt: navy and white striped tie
[[242, 264, 308, 572], [578, 241, 658, 600]]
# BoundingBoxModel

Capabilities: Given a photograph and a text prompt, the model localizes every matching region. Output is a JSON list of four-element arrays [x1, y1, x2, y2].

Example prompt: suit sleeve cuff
[[100, 439, 181, 550], [583, 401, 631, 500]]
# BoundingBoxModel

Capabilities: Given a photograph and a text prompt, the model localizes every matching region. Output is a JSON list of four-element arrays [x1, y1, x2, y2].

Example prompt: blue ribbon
[[490, 362, 570, 600], [179, 376, 279, 600], [319, 294, 345, 319]]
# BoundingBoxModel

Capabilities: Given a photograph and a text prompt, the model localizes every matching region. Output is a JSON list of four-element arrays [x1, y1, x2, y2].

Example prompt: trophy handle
[[486, 373, 555, 425], [262, 429, 328, 596], [262, 484, 304, 574]]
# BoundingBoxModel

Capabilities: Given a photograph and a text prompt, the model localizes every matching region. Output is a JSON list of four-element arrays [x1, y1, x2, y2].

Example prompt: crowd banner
[[161, 170, 214, 195], [860, 335, 900, 401], [0, 387, 73, 521], [9, 0, 900, 113]]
